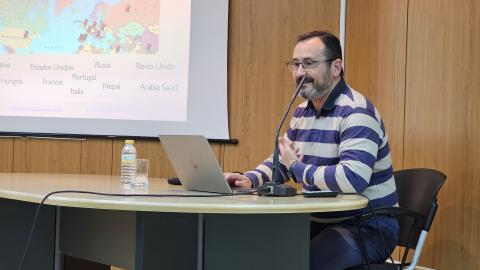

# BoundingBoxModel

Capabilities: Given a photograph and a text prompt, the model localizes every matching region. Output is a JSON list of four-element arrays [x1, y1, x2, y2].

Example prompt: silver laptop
[[159, 135, 251, 194]]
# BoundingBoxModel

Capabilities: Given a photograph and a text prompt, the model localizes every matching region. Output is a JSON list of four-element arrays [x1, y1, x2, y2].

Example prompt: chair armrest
[[310, 207, 423, 224], [353, 206, 424, 222]]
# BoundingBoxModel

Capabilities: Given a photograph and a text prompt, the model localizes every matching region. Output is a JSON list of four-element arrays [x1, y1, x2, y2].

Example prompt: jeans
[[310, 217, 398, 270]]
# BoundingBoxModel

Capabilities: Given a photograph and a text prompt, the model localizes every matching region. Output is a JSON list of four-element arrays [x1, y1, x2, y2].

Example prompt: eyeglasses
[[286, 59, 335, 72]]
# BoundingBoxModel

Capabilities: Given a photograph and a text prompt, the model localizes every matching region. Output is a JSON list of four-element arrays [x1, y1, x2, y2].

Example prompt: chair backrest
[[394, 168, 446, 249]]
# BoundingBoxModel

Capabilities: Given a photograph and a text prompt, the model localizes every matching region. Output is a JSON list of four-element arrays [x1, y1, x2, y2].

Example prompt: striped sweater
[[244, 79, 398, 211]]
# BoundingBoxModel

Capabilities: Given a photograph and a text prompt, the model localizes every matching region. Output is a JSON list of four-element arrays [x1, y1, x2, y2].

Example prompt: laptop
[[159, 135, 252, 194]]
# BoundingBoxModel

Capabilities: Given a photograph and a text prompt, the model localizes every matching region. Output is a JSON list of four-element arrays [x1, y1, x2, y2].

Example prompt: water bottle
[[120, 139, 137, 185]]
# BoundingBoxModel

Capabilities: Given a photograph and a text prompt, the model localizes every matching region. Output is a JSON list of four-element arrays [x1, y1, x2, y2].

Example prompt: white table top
[[0, 173, 368, 214]]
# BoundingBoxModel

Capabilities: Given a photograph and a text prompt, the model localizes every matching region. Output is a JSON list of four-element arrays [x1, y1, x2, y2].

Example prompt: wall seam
[[11, 138, 15, 173], [402, 0, 410, 170], [80, 140, 84, 174], [110, 139, 115, 175]]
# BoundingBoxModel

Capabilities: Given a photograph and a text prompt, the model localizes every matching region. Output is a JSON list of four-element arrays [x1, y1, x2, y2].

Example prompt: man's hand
[[224, 173, 253, 188], [278, 137, 302, 169]]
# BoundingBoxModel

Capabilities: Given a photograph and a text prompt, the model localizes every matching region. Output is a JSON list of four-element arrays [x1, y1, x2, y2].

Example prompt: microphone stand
[[257, 75, 307, 196]]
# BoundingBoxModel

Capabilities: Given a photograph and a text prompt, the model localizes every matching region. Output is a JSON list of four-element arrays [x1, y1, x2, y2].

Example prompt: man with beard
[[225, 31, 399, 270]]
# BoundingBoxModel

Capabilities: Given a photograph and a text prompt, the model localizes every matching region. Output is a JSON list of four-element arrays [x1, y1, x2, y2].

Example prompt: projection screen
[[0, 0, 230, 140]]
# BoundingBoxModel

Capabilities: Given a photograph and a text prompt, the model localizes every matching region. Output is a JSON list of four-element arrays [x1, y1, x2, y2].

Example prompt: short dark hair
[[297, 30, 344, 77]]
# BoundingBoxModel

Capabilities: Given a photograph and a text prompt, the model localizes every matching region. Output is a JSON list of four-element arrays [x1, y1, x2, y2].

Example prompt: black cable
[[340, 192, 396, 270], [17, 189, 260, 270]]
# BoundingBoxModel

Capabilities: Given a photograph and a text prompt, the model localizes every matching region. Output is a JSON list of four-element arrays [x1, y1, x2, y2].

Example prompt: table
[[0, 173, 368, 270]]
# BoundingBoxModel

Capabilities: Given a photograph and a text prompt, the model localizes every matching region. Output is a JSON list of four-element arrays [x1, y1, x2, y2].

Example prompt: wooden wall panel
[[345, 0, 408, 171], [80, 139, 113, 175], [13, 138, 27, 173], [224, 0, 340, 173], [13, 139, 82, 174], [0, 138, 13, 172], [405, 0, 480, 269]]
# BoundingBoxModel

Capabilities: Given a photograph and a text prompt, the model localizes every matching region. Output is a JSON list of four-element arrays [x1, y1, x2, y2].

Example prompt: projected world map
[[0, 0, 160, 54]]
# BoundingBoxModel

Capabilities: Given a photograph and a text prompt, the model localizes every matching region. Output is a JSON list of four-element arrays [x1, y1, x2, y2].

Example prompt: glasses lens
[[287, 62, 300, 72], [303, 61, 316, 69]]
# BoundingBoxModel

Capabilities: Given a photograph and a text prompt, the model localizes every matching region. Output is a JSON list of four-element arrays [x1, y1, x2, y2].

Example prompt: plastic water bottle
[[120, 139, 137, 185]]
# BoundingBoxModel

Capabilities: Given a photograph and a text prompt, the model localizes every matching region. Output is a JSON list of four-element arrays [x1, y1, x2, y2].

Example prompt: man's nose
[[295, 64, 307, 77]]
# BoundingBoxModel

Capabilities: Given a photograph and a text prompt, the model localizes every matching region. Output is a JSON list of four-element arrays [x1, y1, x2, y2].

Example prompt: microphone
[[257, 74, 307, 196]]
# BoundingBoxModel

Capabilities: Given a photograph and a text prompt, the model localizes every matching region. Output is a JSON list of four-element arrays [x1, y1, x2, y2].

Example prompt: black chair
[[349, 168, 446, 270]]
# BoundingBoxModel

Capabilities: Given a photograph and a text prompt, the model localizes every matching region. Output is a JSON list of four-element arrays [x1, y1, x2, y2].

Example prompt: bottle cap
[[125, 139, 135, 144]]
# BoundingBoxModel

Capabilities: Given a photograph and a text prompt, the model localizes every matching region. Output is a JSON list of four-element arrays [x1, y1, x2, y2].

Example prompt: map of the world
[[0, 0, 160, 54]]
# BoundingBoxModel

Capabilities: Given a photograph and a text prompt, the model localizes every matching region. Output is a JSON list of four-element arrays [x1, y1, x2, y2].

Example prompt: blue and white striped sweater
[[244, 79, 398, 212]]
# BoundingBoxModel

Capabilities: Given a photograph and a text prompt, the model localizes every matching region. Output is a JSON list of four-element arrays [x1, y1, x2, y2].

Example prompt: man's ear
[[331, 59, 342, 77]]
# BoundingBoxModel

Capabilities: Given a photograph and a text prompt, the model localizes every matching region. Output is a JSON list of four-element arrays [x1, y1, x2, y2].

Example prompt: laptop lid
[[159, 135, 234, 194]]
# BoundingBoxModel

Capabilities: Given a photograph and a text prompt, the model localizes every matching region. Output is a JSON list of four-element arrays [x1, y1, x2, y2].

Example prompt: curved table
[[0, 173, 368, 270]]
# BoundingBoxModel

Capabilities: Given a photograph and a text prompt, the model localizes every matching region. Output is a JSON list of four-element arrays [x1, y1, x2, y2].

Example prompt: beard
[[299, 71, 333, 100]]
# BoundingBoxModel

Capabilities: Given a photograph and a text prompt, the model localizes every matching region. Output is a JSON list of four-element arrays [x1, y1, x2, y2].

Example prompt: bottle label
[[121, 154, 136, 163]]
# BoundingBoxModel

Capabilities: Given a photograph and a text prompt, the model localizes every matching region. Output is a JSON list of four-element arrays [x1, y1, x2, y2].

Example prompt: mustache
[[297, 76, 313, 85]]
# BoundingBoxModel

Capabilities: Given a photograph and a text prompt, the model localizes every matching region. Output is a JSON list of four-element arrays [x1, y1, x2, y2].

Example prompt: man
[[225, 31, 399, 269]]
